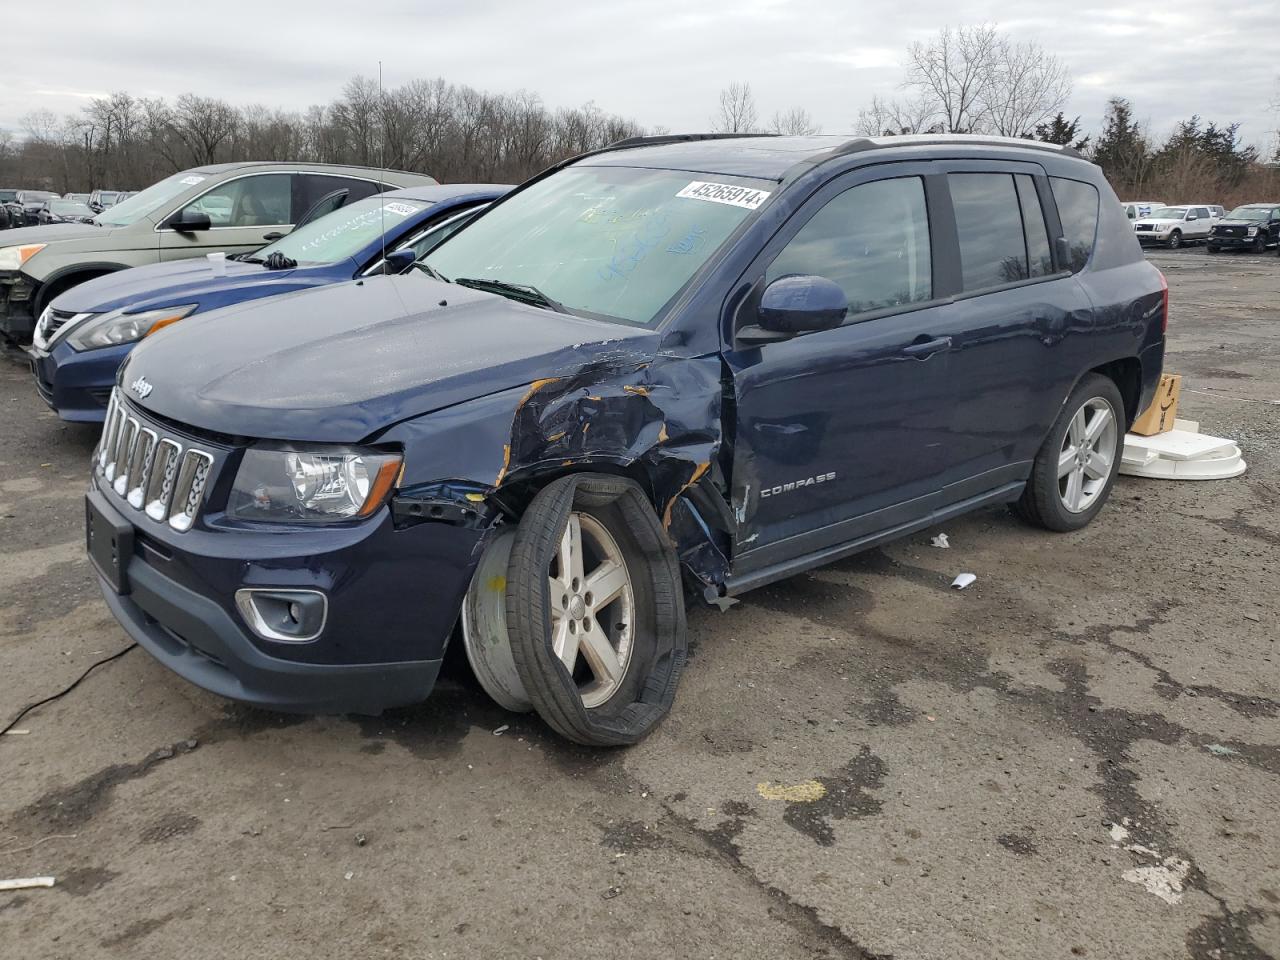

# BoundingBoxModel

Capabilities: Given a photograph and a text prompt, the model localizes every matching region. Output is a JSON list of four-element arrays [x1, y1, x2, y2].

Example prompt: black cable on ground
[[1, 644, 138, 737]]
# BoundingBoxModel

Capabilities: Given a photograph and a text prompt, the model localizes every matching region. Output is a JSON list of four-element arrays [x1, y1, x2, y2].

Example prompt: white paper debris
[[0, 877, 55, 891], [930, 533, 950, 549], [951, 573, 976, 590]]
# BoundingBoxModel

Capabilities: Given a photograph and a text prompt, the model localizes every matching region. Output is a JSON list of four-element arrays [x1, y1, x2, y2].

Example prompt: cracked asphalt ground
[[2, 250, 1277, 960]]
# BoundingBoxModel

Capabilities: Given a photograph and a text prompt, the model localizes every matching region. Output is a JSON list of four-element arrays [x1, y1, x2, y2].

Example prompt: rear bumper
[[28, 340, 123, 422]]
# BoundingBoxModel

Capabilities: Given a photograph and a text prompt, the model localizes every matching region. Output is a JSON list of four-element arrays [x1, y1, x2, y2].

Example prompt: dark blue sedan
[[28, 183, 509, 421]]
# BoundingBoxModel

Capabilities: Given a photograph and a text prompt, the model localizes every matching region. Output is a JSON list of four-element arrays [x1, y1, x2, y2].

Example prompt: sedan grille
[[96, 389, 217, 532], [32, 307, 91, 351]]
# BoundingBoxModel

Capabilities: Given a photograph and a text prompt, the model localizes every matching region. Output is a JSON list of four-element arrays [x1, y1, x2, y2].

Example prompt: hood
[[0, 222, 104, 247], [53, 256, 332, 315], [120, 273, 658, 443], [1218, 216, 1268, 224]]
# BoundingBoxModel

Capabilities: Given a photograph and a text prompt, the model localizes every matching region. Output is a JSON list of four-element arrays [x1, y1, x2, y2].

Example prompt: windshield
[[0, 190, 17, 203], [1147, 207, 1186, 220], [95, 172, 210, 227], [23, 192, 57, 203], [50, 200, 93, 216], [256, 195, 430, 266], [1225, 206, 1271, 221], [427, 166, 771, 327]]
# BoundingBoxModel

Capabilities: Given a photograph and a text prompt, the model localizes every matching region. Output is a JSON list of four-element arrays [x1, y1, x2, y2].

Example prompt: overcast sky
[[5, 0, 1278, 149]]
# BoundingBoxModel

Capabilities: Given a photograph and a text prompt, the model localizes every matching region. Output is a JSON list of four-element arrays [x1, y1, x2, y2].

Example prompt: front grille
[[1215, 226, 1244, 237], [1134, 224, 1154, 231], [32, 307, 90, 351], [96, 389, 217, 532]]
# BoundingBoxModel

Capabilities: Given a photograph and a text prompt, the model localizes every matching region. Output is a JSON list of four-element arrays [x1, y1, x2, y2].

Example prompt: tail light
[[1161, 273, 1169, 333]]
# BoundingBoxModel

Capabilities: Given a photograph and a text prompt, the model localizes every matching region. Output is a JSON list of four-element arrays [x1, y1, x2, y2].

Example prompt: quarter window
[[766, 176, 932, 317], [1050, 177, 1100, 274], [949, 173, 1029, 290]]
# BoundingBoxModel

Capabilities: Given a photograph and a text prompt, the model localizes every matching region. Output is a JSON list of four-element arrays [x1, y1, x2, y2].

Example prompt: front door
[[159, 172, 295, 261], [724, 165, 956, 570]]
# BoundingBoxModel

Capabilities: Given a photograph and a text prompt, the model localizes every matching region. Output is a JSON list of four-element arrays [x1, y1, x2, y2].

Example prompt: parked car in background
[[30, 183, 509, 421], [36, 198, 98, 225], [86, 134, 1165, 744], [1122, 200, 1164, 220], [1206, 203, 1280, 253], [1204, 204, 1226, 219], [1132, 205, 1214, 248], [0, 161, 437, 342], [0, 190, 16, 229], [88, 189, 125, 212], [10, 190, 61, 227], [64, 192, 92, 203]]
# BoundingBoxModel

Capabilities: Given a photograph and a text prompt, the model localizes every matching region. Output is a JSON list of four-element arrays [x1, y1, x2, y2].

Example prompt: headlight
[[1247, 226, 1259, 236], [66, 304, 197, 351], [227, 445, 402, 523], [0, 243, 46, 270]]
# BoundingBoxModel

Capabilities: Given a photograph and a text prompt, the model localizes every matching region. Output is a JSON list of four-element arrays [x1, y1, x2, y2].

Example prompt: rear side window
[[949, 173, 1028, 290], [767, 176, 932, 317], [294, 175, 383, 221], [1050, 177, 1100, 273]]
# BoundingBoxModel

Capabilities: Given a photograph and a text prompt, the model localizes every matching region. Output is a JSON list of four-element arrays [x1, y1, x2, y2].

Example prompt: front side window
[[180, 174, 292, 228], [1050, 178, 1101, 274], [950, 173, 1029, 290], [766, 176, 932, 316], [428, 166, 769, 327], [256, 194, 431, 266]]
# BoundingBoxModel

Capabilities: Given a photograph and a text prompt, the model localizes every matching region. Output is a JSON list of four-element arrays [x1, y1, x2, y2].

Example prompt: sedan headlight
[[228, 445, 402, 523], [0, 243, 46, 270], [66, 304, 197, 351]]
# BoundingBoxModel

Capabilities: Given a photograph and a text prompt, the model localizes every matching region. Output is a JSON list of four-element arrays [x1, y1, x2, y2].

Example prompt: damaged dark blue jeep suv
[[87, 134, 1167, 745]]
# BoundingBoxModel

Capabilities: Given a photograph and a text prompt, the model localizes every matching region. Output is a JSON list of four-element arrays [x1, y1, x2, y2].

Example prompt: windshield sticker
[[384, 202, 418, 218], [179, 176, 206, 186], [676, 181, 770, 210]]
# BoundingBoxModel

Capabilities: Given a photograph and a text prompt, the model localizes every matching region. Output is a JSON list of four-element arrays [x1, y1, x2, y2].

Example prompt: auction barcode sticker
[[383, 202, 417, 217], [676, 181, 770, 210]]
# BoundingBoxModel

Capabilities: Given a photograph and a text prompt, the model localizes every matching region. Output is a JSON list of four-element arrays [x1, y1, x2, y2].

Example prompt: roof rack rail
[[825, 133, 1084, 161], [606, 133, 779, 150]]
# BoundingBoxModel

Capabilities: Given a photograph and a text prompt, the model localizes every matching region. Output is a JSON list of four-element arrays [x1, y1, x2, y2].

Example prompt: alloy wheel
[[548, 513, 635, 708], [1058, 398, 1119, 514]]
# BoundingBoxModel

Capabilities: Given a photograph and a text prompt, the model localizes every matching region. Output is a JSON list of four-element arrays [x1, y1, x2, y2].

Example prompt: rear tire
[[1012, 373, 1124, 533], [503, 474, 686, 746]]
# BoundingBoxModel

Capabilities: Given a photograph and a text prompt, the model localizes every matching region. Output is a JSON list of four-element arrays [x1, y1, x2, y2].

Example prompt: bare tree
[[767, 107, 821, 136], [904, 24, 1001, 133], [853, 95, 941, 136], [713, 82, 758, 134], [982, 37, 1072, 138], [169, 94, 240, 165]]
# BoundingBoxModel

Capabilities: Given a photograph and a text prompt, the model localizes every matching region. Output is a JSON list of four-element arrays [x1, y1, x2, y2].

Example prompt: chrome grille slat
[[95, 387, 217, 533], [145, 439, 183, 521], [109, 417, 138, 489], [169, 451, 214, 532], [126, 429, 158, 508]]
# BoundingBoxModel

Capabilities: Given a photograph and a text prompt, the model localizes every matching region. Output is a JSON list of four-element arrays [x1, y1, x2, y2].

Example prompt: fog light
[[235, 588, 327, 643]]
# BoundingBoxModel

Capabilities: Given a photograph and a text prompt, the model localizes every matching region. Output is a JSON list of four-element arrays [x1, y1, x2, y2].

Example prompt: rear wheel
[[466, 474, 686, 746], [1013, 373, 1124, 532], [1167, 230, 1183, 249]]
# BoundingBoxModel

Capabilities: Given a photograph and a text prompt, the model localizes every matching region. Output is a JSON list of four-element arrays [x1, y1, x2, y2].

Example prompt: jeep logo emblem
[[130, 376, 153, 399]]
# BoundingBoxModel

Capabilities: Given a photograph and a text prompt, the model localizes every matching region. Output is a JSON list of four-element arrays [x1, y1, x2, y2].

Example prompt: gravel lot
[[1, 249, 1277, 960]]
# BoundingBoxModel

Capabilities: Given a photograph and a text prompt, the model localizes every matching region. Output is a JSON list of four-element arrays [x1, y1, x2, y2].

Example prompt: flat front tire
[[1013, 373, 1124, 532], [497, 474, 687, 746]]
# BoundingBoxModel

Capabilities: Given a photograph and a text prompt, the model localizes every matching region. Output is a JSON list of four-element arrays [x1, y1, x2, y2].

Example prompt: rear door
[[929, 163, 1090, 501], [158, 172, 295, 261]]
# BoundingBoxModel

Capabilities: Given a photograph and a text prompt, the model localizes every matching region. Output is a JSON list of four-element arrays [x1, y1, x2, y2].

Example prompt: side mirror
[[382, 248, 418, 274], [1186, 215, 1198, 221], [166, 209, 212, 233], [739, 275, 847, 345]]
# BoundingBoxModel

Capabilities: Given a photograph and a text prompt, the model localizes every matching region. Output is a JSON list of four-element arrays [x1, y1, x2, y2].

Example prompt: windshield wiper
[[413, 261, 450, 283], [239, 255, 265, 264], [452, 277, 570, 314]]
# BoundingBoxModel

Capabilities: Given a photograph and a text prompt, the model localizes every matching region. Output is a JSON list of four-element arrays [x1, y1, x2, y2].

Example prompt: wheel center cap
[[569, 595, 587, 620]]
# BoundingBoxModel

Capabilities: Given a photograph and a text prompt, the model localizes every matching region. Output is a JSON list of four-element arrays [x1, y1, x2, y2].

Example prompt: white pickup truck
[[1132, 205, 1218, 248]]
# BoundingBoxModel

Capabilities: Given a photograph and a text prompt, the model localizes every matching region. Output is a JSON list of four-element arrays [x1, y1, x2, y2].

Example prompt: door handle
[[902, 336, 952, 359]]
